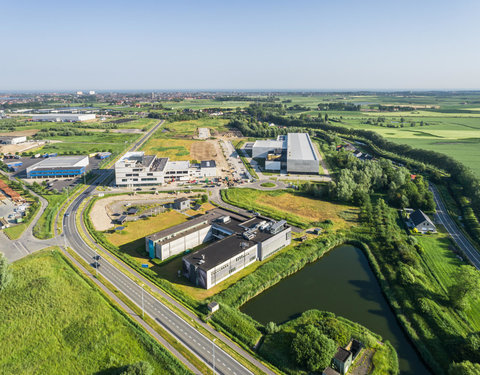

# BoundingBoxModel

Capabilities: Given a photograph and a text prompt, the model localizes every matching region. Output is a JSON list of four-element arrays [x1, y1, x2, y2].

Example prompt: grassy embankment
[[0, 249, 191, 375], [221, 188, 358, 230], [141, 118, 230, 160]]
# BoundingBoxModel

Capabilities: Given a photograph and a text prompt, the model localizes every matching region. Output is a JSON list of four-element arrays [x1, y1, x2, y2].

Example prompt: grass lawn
[[260, 182, 276, 188], [0, 249, 190, 375], [163, 118, 230, 137], [223, 188, 358, 229], [417, 232, 480, 331], [33, 193, 67, 239], [105, 210, 188, 265]]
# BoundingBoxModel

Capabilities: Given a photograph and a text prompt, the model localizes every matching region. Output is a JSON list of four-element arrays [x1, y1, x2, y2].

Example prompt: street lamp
[[212, 338, 216, 375]]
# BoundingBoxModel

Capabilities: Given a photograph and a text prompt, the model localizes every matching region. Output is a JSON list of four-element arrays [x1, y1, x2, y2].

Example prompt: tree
[[0, 252, 12, 292], [291, 324, 337, 372], [265, 321, 279, 334], [448, 361, 480, 375], [119, 361, 153, 375], [448, 265, 480, 310]]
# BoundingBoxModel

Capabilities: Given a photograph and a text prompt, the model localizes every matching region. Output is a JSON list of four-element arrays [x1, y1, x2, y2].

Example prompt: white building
[[32, 114, 96, 122], [115, 151, 217, 186], [250, 133, 320, 174], [0, 136, 27, 145]]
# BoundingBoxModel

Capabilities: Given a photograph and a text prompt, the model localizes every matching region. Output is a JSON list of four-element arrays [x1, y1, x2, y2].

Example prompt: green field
[[0, 249, 190, 375], [417, 233, 480, 331]]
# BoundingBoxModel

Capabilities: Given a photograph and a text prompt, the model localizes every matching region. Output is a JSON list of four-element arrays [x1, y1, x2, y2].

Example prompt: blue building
[[26, 156, 89, 178]]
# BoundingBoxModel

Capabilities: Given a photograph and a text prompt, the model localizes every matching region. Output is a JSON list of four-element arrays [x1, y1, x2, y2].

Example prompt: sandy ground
[[0, 140, 48, 154], [90, 192, 198, 231], [0, 129, 39, 137], [190, 139, 230, 177]]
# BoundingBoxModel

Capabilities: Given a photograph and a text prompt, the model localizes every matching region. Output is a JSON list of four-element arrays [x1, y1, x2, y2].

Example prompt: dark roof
[[117, 215, 127, 223], [127, 207, 138, 214], [410, 209, 435, 227], [174, 197, 190, 203], [334, 347, 352, 363], [322, 367, 340, 375], [151, 157, 168, 171], [201, 160, 216, 168], [146, 208, 247, 242], [183, 234, 256, 271]]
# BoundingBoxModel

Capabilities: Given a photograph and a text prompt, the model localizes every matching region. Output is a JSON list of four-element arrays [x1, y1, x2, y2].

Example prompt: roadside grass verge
[[0, 248, 192, 375], [32, 193, 67, 239]]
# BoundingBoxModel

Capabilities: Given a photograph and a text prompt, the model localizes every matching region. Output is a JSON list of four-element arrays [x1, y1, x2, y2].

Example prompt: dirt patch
[[0, 129, 39, 137], [0, 140, 47, 154], [190, 140, 217, 160], [90, 192, 197, 231]]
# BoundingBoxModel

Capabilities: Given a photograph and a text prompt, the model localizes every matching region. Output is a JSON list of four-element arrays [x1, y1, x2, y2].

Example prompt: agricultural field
[[0, 249, 189, 375], [222, 188, 358, 229]]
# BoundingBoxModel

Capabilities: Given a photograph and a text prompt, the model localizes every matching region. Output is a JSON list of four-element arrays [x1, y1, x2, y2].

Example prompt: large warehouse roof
[[252, 139, 285, 149], [287, 133, 318, 161], [28, 156, 89, 169]]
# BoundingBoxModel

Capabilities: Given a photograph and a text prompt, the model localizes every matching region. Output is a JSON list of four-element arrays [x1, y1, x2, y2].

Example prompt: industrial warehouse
[[0, 135, 27, 145], [31, 114, 96, 122], [246, 132, 320, 174], [26, 155, 89, 178], [145, 208, 291, 289], [115, 151, 217, 186]]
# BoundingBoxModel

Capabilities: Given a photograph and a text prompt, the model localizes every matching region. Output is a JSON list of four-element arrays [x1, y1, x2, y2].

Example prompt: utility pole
[[212, 338, 216, 375]]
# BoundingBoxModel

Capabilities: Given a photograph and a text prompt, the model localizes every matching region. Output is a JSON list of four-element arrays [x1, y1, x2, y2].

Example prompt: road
[[60, 120, 259, 375], [430, 184, 480, 270]]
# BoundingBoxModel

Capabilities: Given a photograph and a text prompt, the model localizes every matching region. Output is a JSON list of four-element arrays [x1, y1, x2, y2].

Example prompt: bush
[[119, 361, 153, 375]]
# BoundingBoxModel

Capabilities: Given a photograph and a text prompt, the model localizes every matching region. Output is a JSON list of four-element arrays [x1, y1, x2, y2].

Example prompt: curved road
[[61, 120, 257, 375], [431, 184, 480, 269]]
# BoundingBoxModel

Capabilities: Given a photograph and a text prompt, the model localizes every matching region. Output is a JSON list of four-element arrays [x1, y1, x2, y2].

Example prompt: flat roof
[[252, 139, 285, 149], [201, 160, 216, 168], [147, 208, 248, 242], [166, 160, 190, 171], [28, 155, 89, 169], [287, 133, 318, 161], [183, 234, 257, 271]]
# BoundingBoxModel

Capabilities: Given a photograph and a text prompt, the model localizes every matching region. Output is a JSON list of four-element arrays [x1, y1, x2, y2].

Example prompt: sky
[[1, 0, 480, 91]]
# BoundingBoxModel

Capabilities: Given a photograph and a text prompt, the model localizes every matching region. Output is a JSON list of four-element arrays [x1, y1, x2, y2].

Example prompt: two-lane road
[[430, 184, 480, 270], [60, 119, 256, 375]]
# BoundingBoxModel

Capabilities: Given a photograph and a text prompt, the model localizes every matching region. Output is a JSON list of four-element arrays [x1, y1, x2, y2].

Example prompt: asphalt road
[[62, 120, 255, 375], [430, 184, 480, 270]]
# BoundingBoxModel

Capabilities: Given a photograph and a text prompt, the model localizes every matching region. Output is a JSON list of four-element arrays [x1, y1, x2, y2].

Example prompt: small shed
[[207, 301, 219, 313], [333, 347, 353, 375], [173, 197, 190, 211]]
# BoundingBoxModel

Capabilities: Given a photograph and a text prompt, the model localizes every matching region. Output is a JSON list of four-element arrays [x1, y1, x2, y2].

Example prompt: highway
[[62, 120, 256, 375], [430, 184, 480, 270]]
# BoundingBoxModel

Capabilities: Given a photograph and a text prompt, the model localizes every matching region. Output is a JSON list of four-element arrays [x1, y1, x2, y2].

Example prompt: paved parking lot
[[7, 156, 104, 192]]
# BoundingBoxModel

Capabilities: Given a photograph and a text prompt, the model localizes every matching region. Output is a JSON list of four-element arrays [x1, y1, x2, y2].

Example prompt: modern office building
[[26, 156, 89, 178], [115, 151, 217, 186], [145, 208, 291, 289], [0, 135, 27, 144], [32, 114, 96, 122], [250, 133, 320, 174]]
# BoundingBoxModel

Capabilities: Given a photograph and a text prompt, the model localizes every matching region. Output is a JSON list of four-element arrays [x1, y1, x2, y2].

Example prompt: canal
[[240, 244, 430, 374]]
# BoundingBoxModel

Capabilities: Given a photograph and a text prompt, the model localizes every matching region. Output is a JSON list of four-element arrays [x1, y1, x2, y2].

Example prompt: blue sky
[[1, 0, 479, 90]]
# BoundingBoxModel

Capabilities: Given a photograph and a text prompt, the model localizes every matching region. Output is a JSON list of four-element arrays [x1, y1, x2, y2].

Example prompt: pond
[[240, 244, 430, 375]]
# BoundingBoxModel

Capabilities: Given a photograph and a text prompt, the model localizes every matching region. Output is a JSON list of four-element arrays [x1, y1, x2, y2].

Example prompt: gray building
[[145, 208, 291, 289], [409, 209, 436, 233], [250, 133, 320, 174], [332, 347, 353, 375], [173, 197, 190, 211]]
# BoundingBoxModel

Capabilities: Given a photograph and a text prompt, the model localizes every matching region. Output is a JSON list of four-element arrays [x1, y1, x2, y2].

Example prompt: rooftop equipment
[[269, 220, 287, 234]]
